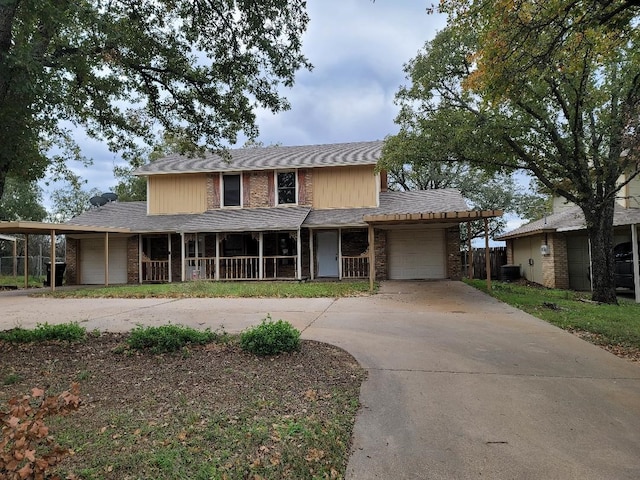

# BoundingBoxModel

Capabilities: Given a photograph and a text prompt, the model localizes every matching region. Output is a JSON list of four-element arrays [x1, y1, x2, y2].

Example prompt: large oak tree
[[0, 0, 311, 201], [390, 2, 639, 303]]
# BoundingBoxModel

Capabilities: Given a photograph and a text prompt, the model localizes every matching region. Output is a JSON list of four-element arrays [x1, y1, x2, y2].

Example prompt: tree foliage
[[393, 3, 640, 303], [0, 0, 311, 200], [0, 177, 47, 221], [48, 184, 101, 222]]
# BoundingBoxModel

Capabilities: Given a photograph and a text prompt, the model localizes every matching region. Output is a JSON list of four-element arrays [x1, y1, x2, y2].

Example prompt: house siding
[[148, 174, 208, 214], [313, 165, 377, 208]]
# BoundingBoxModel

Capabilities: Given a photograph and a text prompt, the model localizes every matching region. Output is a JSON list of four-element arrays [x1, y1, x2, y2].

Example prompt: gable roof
[[497, 205, 640, 240], [135, 141, 383, 176]]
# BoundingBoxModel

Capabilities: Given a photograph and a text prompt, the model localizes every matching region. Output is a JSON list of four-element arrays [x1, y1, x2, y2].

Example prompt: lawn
[[38, 280, 375, 299], [0, 274, 45, 288], [466, 279, 640, 358], [0, 326, 366, 479]]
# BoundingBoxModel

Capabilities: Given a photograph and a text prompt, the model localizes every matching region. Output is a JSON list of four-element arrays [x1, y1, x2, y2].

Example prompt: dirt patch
[[0, 335, 367, 479]]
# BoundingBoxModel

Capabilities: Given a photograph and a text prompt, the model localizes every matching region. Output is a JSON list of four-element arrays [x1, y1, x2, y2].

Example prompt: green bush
[[0, 322, 86, 343], [240, 316, 301, 356], [127, 324, 217, 354]]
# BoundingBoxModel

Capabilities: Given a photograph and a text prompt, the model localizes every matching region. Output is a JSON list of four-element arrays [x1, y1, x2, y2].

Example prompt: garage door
[[80, 237, 128, 284], [387, 228, 445, 280]]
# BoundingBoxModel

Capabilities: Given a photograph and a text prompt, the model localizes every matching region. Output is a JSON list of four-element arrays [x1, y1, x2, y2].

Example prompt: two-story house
[[497, 172, 640, 292], [63, 141, 500, 285]]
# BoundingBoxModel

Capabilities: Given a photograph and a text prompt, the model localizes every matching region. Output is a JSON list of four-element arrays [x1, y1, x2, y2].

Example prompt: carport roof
[[0, 221, 131, 235]]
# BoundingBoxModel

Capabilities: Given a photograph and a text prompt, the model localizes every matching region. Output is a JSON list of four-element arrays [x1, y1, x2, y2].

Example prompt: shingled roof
[[497, 205, 640, 240], [135, 141, 383, 175]]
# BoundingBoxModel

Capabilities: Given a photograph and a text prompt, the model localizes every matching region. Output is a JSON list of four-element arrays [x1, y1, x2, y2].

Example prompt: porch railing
[[186, 257, 216, 280], [220, 256, 260, 280], [342, 255, 369, 279], [263, 255, 298, 279], [142, 260, 169, 282]]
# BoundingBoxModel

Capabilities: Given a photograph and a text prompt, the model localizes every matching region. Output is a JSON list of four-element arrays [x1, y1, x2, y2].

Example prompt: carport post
[[632, 224, 640, 304], [484, 218, 491, 291], [467, 222, 473, 278], [309, 229, 314, 280], [50, 229, 56, 292], [24, 234, 28, 289], [13, 238, 17, 279], [104, 232, 109, 286], [368, 225, 375, 291]]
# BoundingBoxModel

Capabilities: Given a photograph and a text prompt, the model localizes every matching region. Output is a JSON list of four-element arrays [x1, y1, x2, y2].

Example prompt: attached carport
[[364, 209, 503, 290], [0, 221, 131, 291]]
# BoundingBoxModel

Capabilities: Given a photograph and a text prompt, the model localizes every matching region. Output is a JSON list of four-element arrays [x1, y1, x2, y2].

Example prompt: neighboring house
[[64, 141, 500, 285], [497, 175, 640, 291]]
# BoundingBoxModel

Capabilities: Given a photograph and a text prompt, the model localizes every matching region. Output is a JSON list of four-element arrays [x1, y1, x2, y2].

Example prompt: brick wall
[[247, 171, 271, 207], [171, 234, 182, 282], [65, 238, 78, 285], [446, 226, 462, 280], [542, 233, 569, 289], [299, 169, 313, 206], [506, 240, 514, 265], [207, 174, 219, 209], [374, 229, 387, 280], [127, 236, 139, 284]]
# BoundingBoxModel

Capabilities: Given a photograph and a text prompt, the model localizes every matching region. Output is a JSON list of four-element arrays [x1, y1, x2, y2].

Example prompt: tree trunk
[[583, 199, 618, 304]]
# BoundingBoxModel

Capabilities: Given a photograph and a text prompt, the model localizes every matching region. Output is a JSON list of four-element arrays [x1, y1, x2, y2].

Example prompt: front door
[[317, 231, 339, 277]]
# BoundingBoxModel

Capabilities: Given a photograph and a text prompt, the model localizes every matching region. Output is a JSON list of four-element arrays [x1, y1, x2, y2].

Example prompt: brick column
[[374, 229, 387, 280], [127, 236, 139, 284], [65, 238, 78, 285], [446, 226, 462, 280], [541, 233, 569, 289]]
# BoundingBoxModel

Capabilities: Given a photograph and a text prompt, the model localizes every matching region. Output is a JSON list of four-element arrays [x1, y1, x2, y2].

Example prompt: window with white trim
[[277, 171, 297, 205], [222, 174, 241, 207]]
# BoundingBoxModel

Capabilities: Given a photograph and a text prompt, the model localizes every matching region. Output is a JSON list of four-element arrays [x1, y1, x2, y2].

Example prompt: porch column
[[632, 224, 640, 304], [167, 233, 172, 283], [296, 228, 302, 280], [258, 232, 264, 279], [180, 232, 186, 282], [467, 221, 473, 278], [338, 228, 343, 280], [104, 232, 109, 286], [50, 229, 56, 292], [309, 229, 314, 280], [484, 218, 491, 291], [24, 234, 28, 289], [12, 238, 17, 279], [138, 235, 143, 284], [368, 225, 375, 291], [215, 233, 220, 281]]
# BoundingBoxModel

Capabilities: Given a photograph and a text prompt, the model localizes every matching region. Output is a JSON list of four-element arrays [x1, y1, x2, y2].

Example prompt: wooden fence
[[461, 247, 507, 280]]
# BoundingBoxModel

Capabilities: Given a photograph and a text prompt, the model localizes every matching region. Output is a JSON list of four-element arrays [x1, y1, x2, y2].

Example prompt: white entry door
[[317, 231, 339, 277]]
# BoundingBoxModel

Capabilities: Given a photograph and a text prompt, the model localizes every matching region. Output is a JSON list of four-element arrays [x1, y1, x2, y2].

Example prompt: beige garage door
[[387, 228, 445, 280], [80, 237, 128, 284]]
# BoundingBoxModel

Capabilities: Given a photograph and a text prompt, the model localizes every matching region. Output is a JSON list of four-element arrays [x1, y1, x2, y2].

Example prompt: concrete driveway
[[2, 281, 640, 479]]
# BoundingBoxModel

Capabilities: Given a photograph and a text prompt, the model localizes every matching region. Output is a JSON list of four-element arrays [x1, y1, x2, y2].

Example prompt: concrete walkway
[[2, 281, 640, 479]]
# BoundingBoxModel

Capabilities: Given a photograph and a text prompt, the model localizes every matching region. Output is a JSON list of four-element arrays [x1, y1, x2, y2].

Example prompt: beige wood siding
[[148, 174, 208, 214], [512, 235, 543, 284], [628, 174, 640, 209], [312, 165, 377, 209]]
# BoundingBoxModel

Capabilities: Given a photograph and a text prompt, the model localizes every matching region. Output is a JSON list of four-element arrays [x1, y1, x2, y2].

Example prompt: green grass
[[0, 274, 45, 288], [41, 280, 375, 299], [465, 279, 640, 348], [0, 322, 86, 343]]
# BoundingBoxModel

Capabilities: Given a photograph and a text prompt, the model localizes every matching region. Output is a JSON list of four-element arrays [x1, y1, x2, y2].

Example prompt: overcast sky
[[43, 1, 447, 202]]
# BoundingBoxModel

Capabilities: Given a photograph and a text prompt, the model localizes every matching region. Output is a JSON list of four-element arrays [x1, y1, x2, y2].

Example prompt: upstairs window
[[277, 171, 296, 205], [223, 174, 241, 207]]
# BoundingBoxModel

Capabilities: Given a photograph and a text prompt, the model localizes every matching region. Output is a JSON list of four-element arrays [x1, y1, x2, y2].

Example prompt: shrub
[[0, 383, 81, 479], [127, 324, 217, 354], [0, 322, 86, 343], [240, 316, 301, 356]]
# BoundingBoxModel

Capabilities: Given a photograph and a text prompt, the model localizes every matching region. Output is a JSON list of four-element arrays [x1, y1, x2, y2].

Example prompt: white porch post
[[167, 233, 172, 283], [50, 230, 56, 292], [215, 233, 220, 280], [296, 228, 302, 280], [309, 229, 314, 280], [138, 235, 143, 284], [632, 224, 640, 304], [337, 228, 343, 280], [259, 232, 264, 279], [104, 232, 109, 286], [180, 232, 186, 282]]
